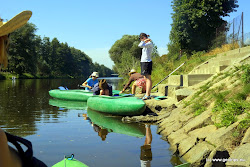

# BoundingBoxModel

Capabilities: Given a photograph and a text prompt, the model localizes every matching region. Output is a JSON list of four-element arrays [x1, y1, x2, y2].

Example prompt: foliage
[[168, 0, 239, 54], [192, 101, 206, 116], [240, 64, 250, 84], [3, 23, 113, 79]]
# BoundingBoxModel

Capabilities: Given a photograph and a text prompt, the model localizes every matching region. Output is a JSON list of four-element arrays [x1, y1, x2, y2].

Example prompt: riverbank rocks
[[138, 51, 250, 166], [204, 146, 230, 167], [226, 143, 250, 167], [182, 142, 214, 167], [143, 96, 177, 113], [205, 122, 239, 152], [241, 127, 250, 145]]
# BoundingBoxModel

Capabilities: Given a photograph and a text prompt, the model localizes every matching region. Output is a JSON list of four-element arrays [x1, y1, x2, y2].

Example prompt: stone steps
[[190, 48, 250, 74], [155, 46, 250, 102]]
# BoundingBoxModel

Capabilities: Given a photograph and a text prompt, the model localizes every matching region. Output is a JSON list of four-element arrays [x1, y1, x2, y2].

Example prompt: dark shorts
[[141, 62, 152, 76]]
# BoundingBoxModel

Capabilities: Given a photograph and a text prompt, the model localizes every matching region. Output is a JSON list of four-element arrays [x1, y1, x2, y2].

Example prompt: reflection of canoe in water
[[49, 89, 122, 101], [87, 96, 146, 116], [49, 99, 87, 110], [87, 108, 146, 138], [52, 155, 88, 167]]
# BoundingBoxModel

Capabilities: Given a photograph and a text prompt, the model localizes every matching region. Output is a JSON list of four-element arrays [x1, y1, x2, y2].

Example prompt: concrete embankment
[[124, 47, 250, 167]]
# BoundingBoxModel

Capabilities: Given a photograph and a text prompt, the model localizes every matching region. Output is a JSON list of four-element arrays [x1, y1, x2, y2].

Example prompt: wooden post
[[233, 18, 235, 46], [242, 12, 244, 47]]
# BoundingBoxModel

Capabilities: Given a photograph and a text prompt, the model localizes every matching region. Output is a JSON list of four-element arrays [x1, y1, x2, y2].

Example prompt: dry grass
[[204, 43, 240, 57]]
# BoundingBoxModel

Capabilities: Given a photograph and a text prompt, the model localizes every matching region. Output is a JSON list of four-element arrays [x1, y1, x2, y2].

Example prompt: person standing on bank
[[82, 72, 99, 91], [138, 33, 153, 100]]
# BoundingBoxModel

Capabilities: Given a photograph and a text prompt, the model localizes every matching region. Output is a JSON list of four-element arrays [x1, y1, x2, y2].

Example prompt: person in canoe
[[0, 11, 47, 167], [92, 79, 112, 96], [119, 69, 146, 95], [81, 71, 99, 91]]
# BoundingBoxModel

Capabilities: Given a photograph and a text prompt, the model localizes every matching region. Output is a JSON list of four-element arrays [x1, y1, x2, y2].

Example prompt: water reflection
[[49, 99, 87, 110], [86, 108, 146, 138], [140, 125, 153, 167], [0, 78, 183, 166]]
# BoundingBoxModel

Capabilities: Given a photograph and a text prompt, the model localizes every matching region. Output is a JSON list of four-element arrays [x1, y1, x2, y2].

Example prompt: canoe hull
[[52, 158, 88, 167], [87, 96, 146, 116], [49, 89, 93, 101]]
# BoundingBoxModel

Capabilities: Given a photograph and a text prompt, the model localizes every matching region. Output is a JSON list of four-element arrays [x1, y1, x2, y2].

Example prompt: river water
[[0, 78, 182, 167]]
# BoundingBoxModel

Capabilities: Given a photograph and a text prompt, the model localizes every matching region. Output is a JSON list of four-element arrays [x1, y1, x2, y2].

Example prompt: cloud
[[82, 48, 114, 69]]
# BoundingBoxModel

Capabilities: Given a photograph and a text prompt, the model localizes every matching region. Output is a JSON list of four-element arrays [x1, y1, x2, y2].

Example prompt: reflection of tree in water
[[0, 79, 63, 137]]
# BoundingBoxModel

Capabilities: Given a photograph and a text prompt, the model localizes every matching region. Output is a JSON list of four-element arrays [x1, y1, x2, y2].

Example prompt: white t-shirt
[[138, 41, 153, 62]]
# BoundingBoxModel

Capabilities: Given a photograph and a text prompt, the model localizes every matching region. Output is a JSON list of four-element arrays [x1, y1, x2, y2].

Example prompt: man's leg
[[145, 75, 152, 97]]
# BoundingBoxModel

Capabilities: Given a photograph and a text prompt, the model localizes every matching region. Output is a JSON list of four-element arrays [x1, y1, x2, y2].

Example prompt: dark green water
[[0, 78, 181, 167]]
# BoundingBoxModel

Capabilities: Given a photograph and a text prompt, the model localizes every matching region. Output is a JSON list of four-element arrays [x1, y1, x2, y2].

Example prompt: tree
[[6, 22, 113, 78], [8, 23, 38, 74], [169, 0, 239, 53]]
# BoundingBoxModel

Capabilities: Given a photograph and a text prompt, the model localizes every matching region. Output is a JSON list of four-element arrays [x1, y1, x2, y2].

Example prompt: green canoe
[[87, 96, 146, 116], [52, 157, 88, 167], [49, 99, 87, 110], [49, 89, 122, 101], [49, 89, 93, 101], [87, 108, 146, 138]]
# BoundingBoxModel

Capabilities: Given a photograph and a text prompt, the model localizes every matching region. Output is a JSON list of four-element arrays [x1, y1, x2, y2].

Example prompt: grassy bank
[[182, 64, 250, 147], [151, 43, 240, 87]]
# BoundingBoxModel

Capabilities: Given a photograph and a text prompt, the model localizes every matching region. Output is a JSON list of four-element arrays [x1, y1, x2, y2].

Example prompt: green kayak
[[87, 96, 146, 116], [49, 89, 93, 101], [49, 89, 122, 101], [52, 155, 88, 167], [49, 99, 87, 110], [87, 108, 146, 138]]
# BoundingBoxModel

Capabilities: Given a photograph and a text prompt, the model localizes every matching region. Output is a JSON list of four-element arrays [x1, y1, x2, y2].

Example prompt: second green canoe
[[49, 89, 122, 101], [87, 96, 146, 116]]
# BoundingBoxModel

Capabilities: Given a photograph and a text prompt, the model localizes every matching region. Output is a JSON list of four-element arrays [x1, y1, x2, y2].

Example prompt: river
[[0, 78, 182, 166]]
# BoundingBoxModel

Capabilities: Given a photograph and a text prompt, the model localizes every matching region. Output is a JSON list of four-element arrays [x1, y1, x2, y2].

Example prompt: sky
[[1, 0, 249, 69]]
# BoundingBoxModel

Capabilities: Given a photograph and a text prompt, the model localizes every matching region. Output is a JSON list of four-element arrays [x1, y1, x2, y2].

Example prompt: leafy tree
[[169, 0, 239, 53], [8, 23, 38, 74], [5, 22, 113, 78]]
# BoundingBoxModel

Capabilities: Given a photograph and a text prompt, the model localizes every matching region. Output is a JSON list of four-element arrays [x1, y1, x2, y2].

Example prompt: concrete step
[[167, 75, 183, 86], [190, 48, 250, 74], [192, 65, 228, 74], [183, 74, 213, 87], [157, 84, 194, 101]]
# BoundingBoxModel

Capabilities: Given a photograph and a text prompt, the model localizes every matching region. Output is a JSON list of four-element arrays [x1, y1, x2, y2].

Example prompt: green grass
[[234, 84, 250, 100], [214, 100, 249, 128], [240, 64, 250, 84]]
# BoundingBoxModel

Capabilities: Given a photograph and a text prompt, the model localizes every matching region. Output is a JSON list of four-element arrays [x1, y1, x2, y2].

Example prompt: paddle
[[58, 86, 68, 90], [152, 62, 185, 89]]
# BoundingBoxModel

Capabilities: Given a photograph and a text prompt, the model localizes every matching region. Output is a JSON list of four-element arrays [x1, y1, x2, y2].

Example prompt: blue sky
[[1, 0, 249, 69]]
